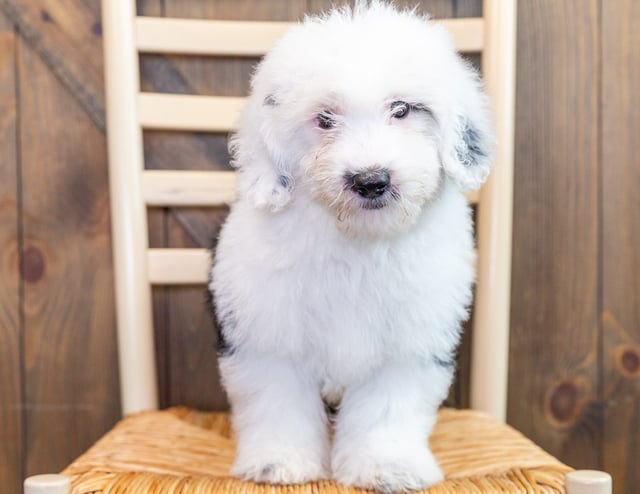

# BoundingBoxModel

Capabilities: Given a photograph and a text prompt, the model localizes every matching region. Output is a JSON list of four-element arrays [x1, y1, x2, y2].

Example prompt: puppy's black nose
[[350, 170, 390, 199]]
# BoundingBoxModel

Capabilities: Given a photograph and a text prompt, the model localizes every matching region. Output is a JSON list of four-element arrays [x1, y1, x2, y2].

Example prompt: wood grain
[[137, 0, 163, 17], [149, 212, 170, 407], [454, 0, 481, 17], [602, 1, 640, 492], [508, 0, 601, 469], [18, 36, 119, 475], [0, 0, 105, 129], [0, 11, 22, 493]]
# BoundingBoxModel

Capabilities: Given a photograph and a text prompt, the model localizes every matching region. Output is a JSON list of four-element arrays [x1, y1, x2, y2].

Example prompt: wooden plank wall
[[601, 1, 640, 491], [0, 10, 22, 492], [509, 0, 602, 470], [0, 3, 120, 492], [0, 1, 638, 493]]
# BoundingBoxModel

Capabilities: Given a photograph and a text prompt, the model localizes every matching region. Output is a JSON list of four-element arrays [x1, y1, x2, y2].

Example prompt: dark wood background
[[0, 0, 638, 492]]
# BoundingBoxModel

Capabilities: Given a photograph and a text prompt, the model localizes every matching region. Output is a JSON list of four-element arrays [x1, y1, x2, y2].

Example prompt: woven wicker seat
[[63, 407, 571, 494]]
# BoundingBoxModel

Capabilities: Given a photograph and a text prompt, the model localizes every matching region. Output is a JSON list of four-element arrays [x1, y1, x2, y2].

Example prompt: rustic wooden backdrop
[[0, 0, 638, 492]]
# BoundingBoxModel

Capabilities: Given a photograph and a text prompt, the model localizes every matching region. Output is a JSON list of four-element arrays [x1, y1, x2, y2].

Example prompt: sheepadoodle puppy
[[210, 1, 492, 491]]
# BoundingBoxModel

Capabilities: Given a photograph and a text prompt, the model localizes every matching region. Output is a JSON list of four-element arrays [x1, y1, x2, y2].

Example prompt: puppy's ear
[[229, 94, 294, 212], [439, 64, 493, 192]]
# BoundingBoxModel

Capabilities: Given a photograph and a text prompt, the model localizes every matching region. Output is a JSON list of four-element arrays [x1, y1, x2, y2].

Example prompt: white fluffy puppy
[[211, 1, 492, 491]]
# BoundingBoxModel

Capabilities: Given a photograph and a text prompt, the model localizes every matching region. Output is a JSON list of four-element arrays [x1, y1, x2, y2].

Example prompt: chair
[[24, 0, 611, 493]]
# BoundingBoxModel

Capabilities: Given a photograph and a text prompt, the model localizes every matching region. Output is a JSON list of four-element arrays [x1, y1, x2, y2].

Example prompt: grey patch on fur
[[323, 394, 342, 423], [456, 119, 489, 167], [207, 249, 236, 357], [411, 102, 436, 120], [278, 175, 292, 190], [259, 464, 275, 477], [433, 354, 456, 369], [215, 309, 237, 357], [263, 94, 277, 106]]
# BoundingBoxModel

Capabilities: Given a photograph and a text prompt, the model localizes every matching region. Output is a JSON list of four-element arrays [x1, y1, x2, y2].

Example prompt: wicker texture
[[63, 408, 571, 493]]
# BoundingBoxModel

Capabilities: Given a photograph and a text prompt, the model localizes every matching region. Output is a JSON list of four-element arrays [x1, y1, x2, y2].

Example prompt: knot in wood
[[620, 348, 640, 376], [21, 245, 46, 283], [41, 9, 53, 23], [549, 381, 579, 425]]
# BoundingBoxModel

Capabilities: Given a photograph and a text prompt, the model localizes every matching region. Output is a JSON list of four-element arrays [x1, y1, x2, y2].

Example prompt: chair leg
[[23, 474, 70, 494], [566, 470, 612, 494]]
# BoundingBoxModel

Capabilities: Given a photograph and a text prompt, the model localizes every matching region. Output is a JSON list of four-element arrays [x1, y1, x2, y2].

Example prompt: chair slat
[[440, 17, 484, 53], [138, 93, 244, 132], [143, 170, 236, 206], [148, 248, 210, 285], [135, 17, 293, 57], [135, 17, 484, 56]]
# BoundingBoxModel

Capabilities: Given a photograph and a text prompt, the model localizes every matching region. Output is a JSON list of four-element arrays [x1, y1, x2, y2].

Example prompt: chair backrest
[[101, 0, 516, 421]]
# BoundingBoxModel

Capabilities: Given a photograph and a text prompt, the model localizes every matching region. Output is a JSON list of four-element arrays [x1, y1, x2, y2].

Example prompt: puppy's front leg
[[220, 352, 330, 484], [332, 360, 453, 492]]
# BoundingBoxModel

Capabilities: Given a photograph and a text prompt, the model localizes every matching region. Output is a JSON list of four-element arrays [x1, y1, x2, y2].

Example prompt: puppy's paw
[[232, 450, 328, 485], [332, 444, 443, 492]]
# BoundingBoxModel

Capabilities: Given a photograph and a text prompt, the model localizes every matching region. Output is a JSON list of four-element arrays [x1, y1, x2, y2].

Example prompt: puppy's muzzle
[[349, 169, 390, 199]]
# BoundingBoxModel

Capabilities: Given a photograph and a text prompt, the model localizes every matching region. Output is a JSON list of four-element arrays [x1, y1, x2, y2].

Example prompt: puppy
[[210, 1, 492, 491]]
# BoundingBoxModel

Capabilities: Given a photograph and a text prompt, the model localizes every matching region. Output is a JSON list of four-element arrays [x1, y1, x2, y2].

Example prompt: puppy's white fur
[[211, 2, 492, 491]]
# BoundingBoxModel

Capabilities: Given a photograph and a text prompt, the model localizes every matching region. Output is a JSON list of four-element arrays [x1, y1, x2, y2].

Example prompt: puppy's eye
[[391, 101, 410, 119], [317, 111, 336, 130]]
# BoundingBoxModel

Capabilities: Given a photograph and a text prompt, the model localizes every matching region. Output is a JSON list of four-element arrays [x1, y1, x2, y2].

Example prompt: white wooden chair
[[24, 1, 611, 493]]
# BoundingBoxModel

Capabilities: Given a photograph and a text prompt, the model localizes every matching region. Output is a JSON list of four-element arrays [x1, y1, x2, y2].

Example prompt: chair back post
[[470, 0, 517, 421], [102, 0, 159, 415]]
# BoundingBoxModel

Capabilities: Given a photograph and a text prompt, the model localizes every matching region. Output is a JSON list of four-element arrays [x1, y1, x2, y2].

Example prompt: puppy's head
[[231, 1, 492, 236]]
